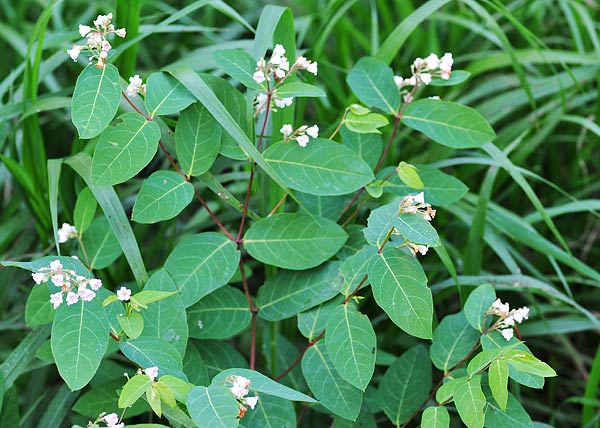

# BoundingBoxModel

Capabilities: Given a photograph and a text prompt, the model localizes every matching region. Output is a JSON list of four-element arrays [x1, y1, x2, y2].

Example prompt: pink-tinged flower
[[274, 68, 286, 79], [414, 192, 425, 205], [296, 135, 309, 147], [279, 57, 290, 71], [115, 28, 126, 38], [503, 315, 515, 326], [49, 260, 63, 271], [280, 124, 293, 137], [244, 396, 259, 409], [101, 40, 111, 52], [93, 13, 113, 28], [294, 56, 309, 69], [32, 272, 46, 285], [116, 286, 131, 301], [416, 245, 428, 255], [255, 92, 269, 113], [66, 292, 79, 305], [103, 413, 124, 428], [51, 274, 64, 287], [50, 292, 63, 309], [272, 44, 286, 57], [420, 73, 432, 85], [513, 307, 529, 323], [393, 75, 404, 89], [501, 328, 514, 341], [440, 71, 451, 80], [78, 287, 96, 302], [67, 46, 82, 61], [144, 366, 159, 381], [78, 24, 92, 37], [231, 385, 248, 399], [89, 278, 102, 291], [424, 53, 439, 69], [252, 70, 266, 84], [126, 74, 145, 97]]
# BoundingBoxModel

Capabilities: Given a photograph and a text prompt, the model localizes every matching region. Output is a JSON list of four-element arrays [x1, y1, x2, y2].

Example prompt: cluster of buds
[[125, 75, 146, 97], [32, 260, 102, 309], [253, 44, 318, 114], [67, 13, 126, 68], [225, 375, 259, 418], [394, 53, 453, 102], [280, 123, 319, 147], [398, 192, 436, 221], [487, 298, 530, 341], [57, 222, 78, 244]]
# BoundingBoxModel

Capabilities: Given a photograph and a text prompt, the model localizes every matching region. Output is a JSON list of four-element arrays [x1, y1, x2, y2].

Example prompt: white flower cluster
[[66, 13, 126, 68], [394, 53, 453, 102], [100, 413, 124, 428], [396, 192, 436, 256], [226, 375, 259, 418], [253, 44, 318, 114], [125, 74, 146, 97], [32, 260, 102, 309], [57, 222, 78, 244], [488, 298, 530, 341], [280, 123, 319, 147]]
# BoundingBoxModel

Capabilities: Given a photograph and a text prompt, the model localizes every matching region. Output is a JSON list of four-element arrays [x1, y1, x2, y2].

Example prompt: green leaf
[[164, 233, 240, 307], [263, 140, 374, 196], [71, 64, 121, 139], [402, 100, 496, 149], [296, 297, 342, 340], [429, 70, 470, 86], [158, 375, 193, 404], [3, 255, 90, 276], [378, 345, 431, 426], [119, 374, 152, 408], [297, 192, 348, 220], [51, 298, 109, 391], [132, 171, 194, 223], [242, 394, 296, 428], [345, 111, 389, 134], [194, 340, 248, 380], [430, 312, 480, 373], [132, 290, 179, 307], [380, 165, 469, 207], [489, 359, 509, 411], [187, 286, 251, 339], [145, 72, 195, 116], [183, 344, 209, 386], [80, 216, 123, 270], [120, 338, 187, 380], [454, 376, 486, 428], [393, 214, 440, 246], [212, 369, 316, 403], [302, 342, 363, 420], [154, 380, 176, 409], [91, 113, 161, 185], [484, 392, 532, 428], [25, 284, 54, 327], [175, 102, 222, 177], [505, 350, 557, 378], [339, 245, 377, 296], [363, 201, 399, 247], [244, 213, 347, 270], [118, 312, 144, 339], [257, 261, 343, 321], [275, 82, 326, 98], [467, 348, 510, 376], [421, 406, 450, 428], [340, 127, 383, 169], [73, 187, 97, 236], [187, 385, 240, 428], [436, 378, 459, 404], [135, 269, 187, 354], [213, 49, 264, 90], [396, 162, 423, 189], [368, 247, 433, 339], [325, 304, 376, 391], [346, 57, 400, 115], [464, 284, 496, 331], [73, 379, 149, 418], [261, 332, 307, 393]]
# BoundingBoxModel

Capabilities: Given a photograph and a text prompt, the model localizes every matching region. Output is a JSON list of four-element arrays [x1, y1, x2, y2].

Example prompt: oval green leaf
[[263, 140, 375, 196], [454, 376, 485, 428], [145, 72, 195, 117], [213, 49, 264, 90], [118, 312, 144, 339], [73, 187, 97, 236], [421, 406, 450, 428], [464, 284, 496, 332], [393, 213, 440, 246], [346, 57, 400, 115], [275, 82, 325, 98], [132, 171, 194, 224], [430, 312, 480, 373], [80, 216, 122, 270], [92, 113, 161, 185], [340, 127, 383, 169], [243, 213, 347, 270], [187, 385, 240, 428], [71, 64, 121, 139], [119, 374, 152, 408], [120, 338, 186, 380]]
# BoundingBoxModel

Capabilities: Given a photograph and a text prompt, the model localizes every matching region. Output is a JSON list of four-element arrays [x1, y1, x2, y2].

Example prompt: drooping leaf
[[145, 72, 195, 116], [80, 216, 122, 270], [71, 64, 121, 139], [454, 376, 486, 428], [187, 385, 240, 428], [464, 284, 496, 332], [257, 262, 343, 321], [378, 345, 432, 426], [159, 375, 193, 404], [164, 233, 240, 307], [325, 304, 376, 391], [132, 171, 194, 224], [346, 57, 400, 115], [91, 113, 161, 185], [51, 298, 109, 390], [429, 70, 470, 86], [301, 342, 363, 420], [73, 379, 149, 418], [118, 313, 144, 339], [120, 338, 187, 380], [430, 312, 480, 373], [421, 406, 450, 428], [213, 49, 264, 90], [175, 102, 222, 177], [393, 213, 440, 246], [504, 350, 557, 378], [263, 140, 374, 196], [73, 187, 97, 236], [402, 100, 496, 149], [244, 213, 347, 270], [187, 286, 251, 339], [368, 247, 433, 339]]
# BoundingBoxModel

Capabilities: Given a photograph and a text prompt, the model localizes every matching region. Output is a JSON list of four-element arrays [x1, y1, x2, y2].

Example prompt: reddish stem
[[239, 257, 259, 369], [274, 330, 325, 381], [343, 274, 368, 304]]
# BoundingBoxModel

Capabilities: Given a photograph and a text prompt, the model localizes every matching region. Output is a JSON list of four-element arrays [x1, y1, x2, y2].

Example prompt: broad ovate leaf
[[454, 376, 486, 428], [71, 64, 121, 139], [464, 284, 496, 332], [164, 232, 240, 307], [402, 100, 495, 149], [346, 57, 400, 115], [393, 213, 440, 246], [213, 49, 264, 90], [51, 298, 109, 391], [421, 406, 450, 428], [340, 126, 383, 169], [120, 337, 186, 380], [145, 72, 195, 116], [275, 82, 325, 98], [263, 139, 374, 196], [244, 213, 347, 270], [430, 312, 480, 373], [92, 113, 161, 185], [187, 385, 240, 428], [132, 171, 194, 224], [368, 247, 433, 339]]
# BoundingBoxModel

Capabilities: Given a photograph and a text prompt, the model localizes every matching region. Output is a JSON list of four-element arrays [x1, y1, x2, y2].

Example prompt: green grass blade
[[47, 159, 62, 255], [0, 325, 51, 390]]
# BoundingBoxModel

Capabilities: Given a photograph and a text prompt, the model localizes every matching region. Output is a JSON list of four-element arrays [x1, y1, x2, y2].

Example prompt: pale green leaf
[[119, 374, 152, 408], [396, 162, 423, 189], [430, 312, 480, 373], [421, 406, 450, 428], [80, 216, 122, 270], [505, 350, 557, 378], [132, 171, 194, 224], [429, 70, 470, 86], [120, 338, 186, 380], [73, 187, 97, 236], [345, 111, 389, 134], [454, 376, 486, 428], [363, 200, 399, 247], [489, 359, 509, 411], [25, 284, 53, 327], [275, 82, 326, 98], [118, 313, 144, 339]]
